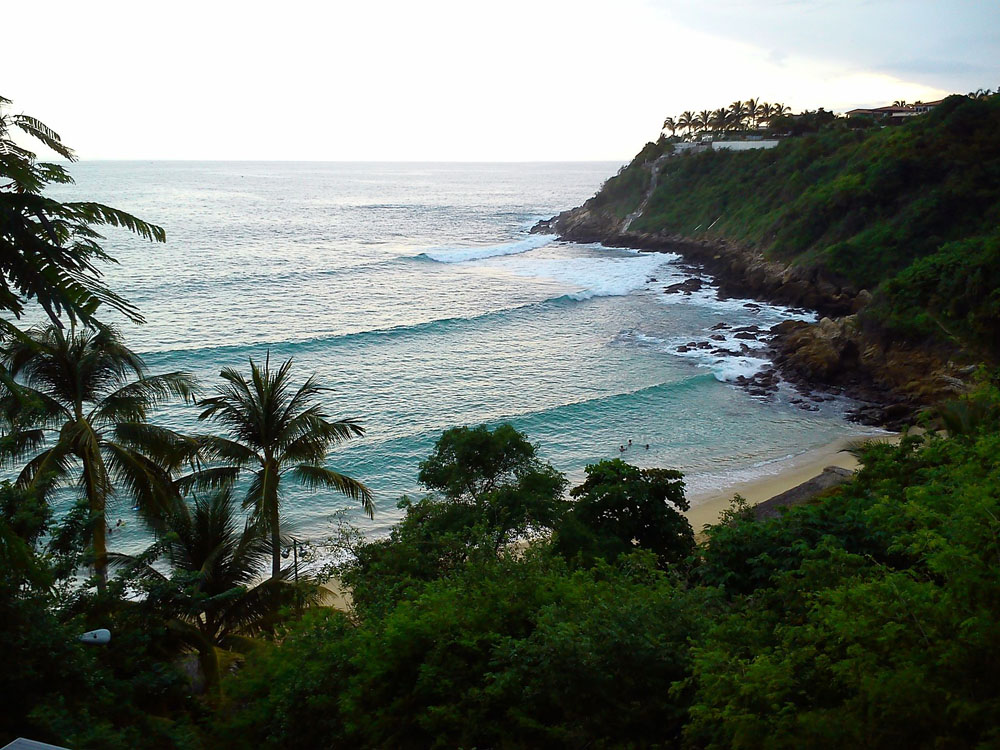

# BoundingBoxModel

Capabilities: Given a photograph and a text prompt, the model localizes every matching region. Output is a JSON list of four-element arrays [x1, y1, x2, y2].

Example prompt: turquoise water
[[45, 162, 872, 550]]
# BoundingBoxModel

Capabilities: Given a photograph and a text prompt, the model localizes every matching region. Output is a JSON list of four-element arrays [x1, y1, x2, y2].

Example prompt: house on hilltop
[[845, 99, 945, 122]]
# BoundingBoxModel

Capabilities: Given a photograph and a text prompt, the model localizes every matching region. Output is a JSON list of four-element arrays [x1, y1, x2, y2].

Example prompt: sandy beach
[[684, 433, 898, 531]]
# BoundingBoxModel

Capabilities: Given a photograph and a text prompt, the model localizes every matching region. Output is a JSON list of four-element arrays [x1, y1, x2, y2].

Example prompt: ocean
[[46, 161, 874, 552]]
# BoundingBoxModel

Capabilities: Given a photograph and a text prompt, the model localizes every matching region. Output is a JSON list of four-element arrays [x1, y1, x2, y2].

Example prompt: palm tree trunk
[[82, 454, 108, 590], [270, 506, 281, 580], [266, 462, 282, 580]]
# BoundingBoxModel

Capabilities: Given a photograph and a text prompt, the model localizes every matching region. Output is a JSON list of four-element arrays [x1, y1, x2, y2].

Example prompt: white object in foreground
[[78, 628, 111, 645]]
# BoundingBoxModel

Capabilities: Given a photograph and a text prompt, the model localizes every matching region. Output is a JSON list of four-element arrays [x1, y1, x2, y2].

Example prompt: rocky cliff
[[532, 163, 971, 429]]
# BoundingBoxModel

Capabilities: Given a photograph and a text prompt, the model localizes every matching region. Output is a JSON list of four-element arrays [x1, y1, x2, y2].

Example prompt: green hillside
[[608, 95, 1000, 356]]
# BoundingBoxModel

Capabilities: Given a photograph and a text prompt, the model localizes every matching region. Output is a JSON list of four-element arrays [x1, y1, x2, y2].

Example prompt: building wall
[[713, 140, 780, 151]]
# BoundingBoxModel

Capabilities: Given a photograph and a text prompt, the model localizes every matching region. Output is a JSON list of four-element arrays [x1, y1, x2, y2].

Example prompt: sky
[[4, 0, 998, 161]]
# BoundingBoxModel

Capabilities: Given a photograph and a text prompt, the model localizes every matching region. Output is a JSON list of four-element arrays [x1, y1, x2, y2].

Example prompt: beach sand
[[684, 433, 898, 532]]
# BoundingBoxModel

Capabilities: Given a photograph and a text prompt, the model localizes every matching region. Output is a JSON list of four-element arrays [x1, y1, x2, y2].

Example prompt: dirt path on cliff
[[622, 154, 670, 232]]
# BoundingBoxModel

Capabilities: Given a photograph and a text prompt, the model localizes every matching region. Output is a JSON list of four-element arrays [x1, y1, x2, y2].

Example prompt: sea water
[[45, 161, 874, 552]]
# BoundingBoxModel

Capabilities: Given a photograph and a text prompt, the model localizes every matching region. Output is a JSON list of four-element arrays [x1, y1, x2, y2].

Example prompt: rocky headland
[[532, 192, 970, 430]]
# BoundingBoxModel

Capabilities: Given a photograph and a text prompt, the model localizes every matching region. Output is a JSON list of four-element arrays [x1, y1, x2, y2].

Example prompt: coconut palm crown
[[194, 354, 373, 579], [111, 488, 301, 692], [0, 322, 197, 584]]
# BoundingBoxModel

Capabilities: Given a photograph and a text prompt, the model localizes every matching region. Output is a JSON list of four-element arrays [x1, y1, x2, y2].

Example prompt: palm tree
[[195, 354, 373, 580], [0, 322, 196, 585], [710, 108, 729, 133], [745, 98, 760, 128], [661, 116, 677, 137], [755, 101, 771, 129], [112, 488, 304, 693], [770, 103, 791, 119], [1, 94, 164, 329], [696, 110, 712, 133], [678, 111, 695, 136], [728, 101, 747, 131]]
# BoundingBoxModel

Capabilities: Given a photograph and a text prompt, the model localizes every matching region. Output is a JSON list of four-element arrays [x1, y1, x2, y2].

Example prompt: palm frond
[[62, 202, 165, 243], [11, 114, 76, 160], [111, 422, 201, 472], [103, 441, 183, 523], [16, 442, 75, 499], [174, 465, 242, 495], [92, 371, 198, 424], [290, 464, 374, 518]]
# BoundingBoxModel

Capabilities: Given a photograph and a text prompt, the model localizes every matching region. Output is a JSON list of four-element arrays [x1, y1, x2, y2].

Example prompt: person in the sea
[[619, 445, 625, 453], [628, 439, 632, 447], [645, 444, 650, 450]]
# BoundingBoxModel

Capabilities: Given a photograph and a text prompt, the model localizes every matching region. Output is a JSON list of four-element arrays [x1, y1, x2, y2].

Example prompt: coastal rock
[[664, 278, 703, 294], [532, 181, 974, 428]]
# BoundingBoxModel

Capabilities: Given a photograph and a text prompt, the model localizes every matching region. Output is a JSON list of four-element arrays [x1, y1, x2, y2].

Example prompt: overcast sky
[[5, 0, 998, 160]]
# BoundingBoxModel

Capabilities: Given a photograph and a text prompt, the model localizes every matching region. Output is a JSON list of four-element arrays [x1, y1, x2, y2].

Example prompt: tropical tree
[[755, 101, 771, 128], [728, 101, 747, 131], [770, 102, 791, 119], [0, 322, 196, 585], [698, 109, 712, 133], [710, 108, 729, 132], [195, 354, 372, 580], [661, 116, 677, 137], [0, 94, 164, 328], [554, 459, 694, 568], [112, 488, 308, 693], [745, 98, 760, 128], [678, 111, 695, 136]]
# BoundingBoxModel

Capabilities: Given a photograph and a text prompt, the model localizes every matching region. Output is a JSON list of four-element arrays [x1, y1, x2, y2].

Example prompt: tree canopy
[[1, 94, 165, 327]]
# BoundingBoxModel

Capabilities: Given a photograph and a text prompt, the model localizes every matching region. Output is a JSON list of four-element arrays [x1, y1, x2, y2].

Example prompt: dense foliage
[[211, 390, 1000, 749], [617, 95, 1000, 356]]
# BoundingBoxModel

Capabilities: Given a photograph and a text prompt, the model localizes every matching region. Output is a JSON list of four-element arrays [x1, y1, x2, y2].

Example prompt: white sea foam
[[418, 234, 556, 263], [494, 253, 672, 299]]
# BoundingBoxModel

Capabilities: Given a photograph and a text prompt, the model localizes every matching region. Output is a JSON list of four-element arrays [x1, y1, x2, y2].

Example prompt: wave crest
[[413, 234, 555, 263]]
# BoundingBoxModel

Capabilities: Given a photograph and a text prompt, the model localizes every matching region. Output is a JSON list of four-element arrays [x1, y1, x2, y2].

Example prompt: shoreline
[[684, 433, 897, 530]]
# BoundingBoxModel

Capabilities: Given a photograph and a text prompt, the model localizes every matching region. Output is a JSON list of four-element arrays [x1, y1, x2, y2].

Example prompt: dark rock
[[710, 322, 730, 330], [710, 334, 726, 341], [664, 277, 704, 294]]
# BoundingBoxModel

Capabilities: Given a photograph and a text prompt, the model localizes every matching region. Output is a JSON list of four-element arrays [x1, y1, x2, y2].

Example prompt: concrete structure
[[713, 140, 780, 151], [672, 142, 712, 156]]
